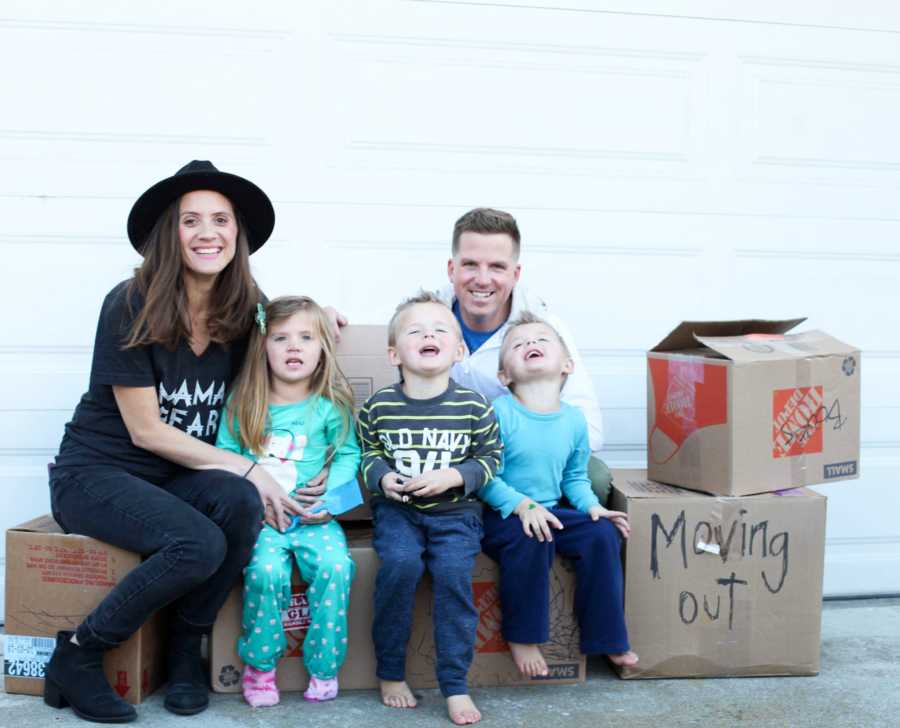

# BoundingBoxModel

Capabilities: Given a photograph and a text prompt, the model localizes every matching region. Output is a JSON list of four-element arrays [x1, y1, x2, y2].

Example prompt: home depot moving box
[[334, 325, 397, 521], [610, 470, 826, 678], [4, 516, 166, 704], [647, 319, 860, 496], [210, 527, 584, 691]]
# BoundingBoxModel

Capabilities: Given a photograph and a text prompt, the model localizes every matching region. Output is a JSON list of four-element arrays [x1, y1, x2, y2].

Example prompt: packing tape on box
[[791, 356, 814, 486]]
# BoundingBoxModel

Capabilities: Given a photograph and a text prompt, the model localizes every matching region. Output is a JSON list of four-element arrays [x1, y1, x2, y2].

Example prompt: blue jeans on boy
[[482, 506, 630, 654], [371, 500, 483, 697]]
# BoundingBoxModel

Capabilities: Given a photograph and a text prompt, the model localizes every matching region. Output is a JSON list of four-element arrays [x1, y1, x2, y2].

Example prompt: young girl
[[216, 296, 361, 707], [479, 312, 638, 677]]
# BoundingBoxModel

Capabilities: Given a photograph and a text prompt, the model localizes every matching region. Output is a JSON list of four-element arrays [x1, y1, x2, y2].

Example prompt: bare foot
[[447, 694, 481, 725], [508, 642, 548, 677], [380, 680, 417, 709], [608, 650, 639, 668]]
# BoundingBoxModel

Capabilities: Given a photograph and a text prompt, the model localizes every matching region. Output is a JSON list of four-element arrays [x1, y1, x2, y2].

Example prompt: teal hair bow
[[255, 303, 267, 335]]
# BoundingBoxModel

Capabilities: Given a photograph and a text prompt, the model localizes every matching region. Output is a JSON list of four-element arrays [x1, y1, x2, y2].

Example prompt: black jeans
[[49, 464, 263, 649]]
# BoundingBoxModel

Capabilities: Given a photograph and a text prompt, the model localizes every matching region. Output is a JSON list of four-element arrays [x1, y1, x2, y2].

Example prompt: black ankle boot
[[164, 621, 209, 715], [43, 630, 137, 723]]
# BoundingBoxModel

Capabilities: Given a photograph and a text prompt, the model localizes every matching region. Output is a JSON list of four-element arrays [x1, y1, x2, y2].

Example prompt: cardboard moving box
[[211, 527, 585, 691], [647, 319, 860, 496], [610, 470, 826, 679], [4, 516, 166, 704], [334, 325, 397, 522]]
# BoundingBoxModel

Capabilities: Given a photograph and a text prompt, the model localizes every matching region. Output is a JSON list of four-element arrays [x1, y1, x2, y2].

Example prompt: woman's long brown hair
[[225, 296, 355, 456], [124, 196, 259, 350]]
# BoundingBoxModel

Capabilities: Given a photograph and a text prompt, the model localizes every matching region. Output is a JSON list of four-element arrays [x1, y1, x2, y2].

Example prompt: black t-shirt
[[55, 280, 250, 483]]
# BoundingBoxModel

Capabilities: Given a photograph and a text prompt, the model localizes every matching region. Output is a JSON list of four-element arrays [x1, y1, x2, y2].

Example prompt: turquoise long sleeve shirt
[[216, 395, 360, 495], [479, 394, 600, 519]]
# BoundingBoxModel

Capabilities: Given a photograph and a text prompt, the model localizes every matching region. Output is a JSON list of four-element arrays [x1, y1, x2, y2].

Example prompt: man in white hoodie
[[434, 207, 612, 500]]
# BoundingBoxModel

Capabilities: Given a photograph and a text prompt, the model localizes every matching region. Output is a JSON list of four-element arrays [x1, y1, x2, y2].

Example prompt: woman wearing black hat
[[44, 161, 306, 722]]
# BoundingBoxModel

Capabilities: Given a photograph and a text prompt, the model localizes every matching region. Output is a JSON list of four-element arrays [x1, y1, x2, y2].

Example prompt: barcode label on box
[[4, 635, 56, 679]]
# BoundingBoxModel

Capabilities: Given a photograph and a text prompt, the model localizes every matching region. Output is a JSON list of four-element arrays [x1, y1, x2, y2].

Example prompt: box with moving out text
[[610, 470, 826, 678]]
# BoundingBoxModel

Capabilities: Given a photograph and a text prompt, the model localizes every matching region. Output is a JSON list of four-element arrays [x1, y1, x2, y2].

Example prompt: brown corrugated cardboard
[[210, 527, 584, 691], [4, 516, 166, 704], [610, 469, 826, 679], [335, 325, 397, 522], [648, 319, 860, 496]]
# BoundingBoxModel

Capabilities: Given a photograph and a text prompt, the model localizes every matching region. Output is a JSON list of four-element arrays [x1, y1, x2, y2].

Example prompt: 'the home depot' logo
[[772, 386, 825, 458], [473, 582, 507, 653]]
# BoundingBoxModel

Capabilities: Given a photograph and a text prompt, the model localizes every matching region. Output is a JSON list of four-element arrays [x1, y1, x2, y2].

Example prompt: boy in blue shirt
[[479, 311, 638, 677]]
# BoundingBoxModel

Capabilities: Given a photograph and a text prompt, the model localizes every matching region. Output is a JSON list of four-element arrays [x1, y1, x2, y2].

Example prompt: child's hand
[[402, 468, 463, 499], [293, 466, 328, 505], [380, 472, 410, 503], [513, 499, 563, 542], [298, 503, 332, 525], [588, 505, 631, 539]]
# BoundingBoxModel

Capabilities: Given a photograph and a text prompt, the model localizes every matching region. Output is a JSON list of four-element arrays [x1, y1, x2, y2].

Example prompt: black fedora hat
[[127, 160, 275, 254]]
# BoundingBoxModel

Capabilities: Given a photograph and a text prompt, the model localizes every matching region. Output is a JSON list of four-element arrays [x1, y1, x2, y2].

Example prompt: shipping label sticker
[[473, 582, 508, 653], [3, 635, 56, 679], [772, 386, 824, 458]]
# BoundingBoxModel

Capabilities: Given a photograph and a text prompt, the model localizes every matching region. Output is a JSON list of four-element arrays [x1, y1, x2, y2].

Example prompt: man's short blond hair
[[498, 311, 572, 391], [387, 291, 462, 347]]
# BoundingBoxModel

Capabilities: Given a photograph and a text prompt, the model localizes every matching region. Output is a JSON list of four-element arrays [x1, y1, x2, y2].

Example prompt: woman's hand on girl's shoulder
[[323, 306, 348, 343]]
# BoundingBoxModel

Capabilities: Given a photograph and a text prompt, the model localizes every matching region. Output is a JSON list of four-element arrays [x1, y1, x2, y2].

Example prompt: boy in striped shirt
[[359, 292, 501, 726]]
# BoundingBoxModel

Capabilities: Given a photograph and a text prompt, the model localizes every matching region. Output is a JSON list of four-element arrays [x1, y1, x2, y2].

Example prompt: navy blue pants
[[371, 500, 483, 697], [481, 507, 630, 655], [49, 464, 263, 649]]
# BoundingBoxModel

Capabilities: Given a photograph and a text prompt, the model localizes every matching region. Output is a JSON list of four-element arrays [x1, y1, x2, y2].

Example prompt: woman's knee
[[163, 519, 227, 582], [216, 476, 264, 530]]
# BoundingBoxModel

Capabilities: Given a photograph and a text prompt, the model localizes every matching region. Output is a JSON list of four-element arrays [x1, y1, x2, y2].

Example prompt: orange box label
[[772, 386, 824, 458], [473, 581, 508, 653]]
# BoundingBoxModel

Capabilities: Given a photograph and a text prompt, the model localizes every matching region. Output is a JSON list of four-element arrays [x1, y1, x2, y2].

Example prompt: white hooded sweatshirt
[[434, 284, 604, 454]]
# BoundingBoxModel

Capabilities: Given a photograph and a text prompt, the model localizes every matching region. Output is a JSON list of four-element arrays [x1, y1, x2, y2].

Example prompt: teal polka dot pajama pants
[[237, 520, 355, 679]]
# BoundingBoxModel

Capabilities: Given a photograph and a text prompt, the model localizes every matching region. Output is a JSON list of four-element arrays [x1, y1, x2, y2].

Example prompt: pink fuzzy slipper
[[304, 676, 338, 702], [242, 665, 279, 707]]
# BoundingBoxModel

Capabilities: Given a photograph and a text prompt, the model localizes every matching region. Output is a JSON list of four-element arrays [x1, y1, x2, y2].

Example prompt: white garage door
[[2, 1, 898, 618]]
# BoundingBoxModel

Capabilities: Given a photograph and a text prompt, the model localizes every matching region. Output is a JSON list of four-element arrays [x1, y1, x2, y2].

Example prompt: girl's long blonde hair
[[226, 296, 355, 456]]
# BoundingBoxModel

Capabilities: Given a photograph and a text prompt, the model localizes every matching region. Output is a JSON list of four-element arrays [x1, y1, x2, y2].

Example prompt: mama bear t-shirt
[[55, 281, 249, 484]]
